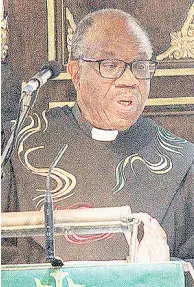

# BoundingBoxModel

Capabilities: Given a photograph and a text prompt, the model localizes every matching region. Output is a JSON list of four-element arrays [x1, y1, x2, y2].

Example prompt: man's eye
[[102, 61, 118, 69], [137, 63, 147, 70], [135, 62, 150, 72]]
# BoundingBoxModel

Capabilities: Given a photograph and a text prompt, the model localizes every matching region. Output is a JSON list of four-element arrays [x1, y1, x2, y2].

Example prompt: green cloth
[[2, 261, 185, 287]]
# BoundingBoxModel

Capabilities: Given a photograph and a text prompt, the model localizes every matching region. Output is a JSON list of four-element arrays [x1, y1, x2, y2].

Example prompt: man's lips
[[117, 99, 132, 107], [116, 96, 137, 112]]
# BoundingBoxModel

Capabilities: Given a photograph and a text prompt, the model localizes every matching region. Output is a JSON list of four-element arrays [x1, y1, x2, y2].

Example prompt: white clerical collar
[[91, 127, 118, 141], [72, 103, 119, 141]]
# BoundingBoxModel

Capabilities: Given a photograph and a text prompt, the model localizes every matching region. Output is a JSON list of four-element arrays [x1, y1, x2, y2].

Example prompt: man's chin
[[111, 113, 141, 131], [87, 110, 141, 131], [103, 117, 139, 131]]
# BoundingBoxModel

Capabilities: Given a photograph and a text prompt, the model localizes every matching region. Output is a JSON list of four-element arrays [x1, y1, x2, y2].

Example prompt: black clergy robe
[[2, 104, 194, 266]]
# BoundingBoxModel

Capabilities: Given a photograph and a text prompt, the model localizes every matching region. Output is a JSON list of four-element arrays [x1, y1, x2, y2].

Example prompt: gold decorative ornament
[[1, 4, 9, 63], [157, 3, 194, 61], [66, 7, 76, 62]]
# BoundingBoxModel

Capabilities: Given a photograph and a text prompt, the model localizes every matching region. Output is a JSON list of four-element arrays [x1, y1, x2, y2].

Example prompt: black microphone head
[[42, 61, 62, 79]]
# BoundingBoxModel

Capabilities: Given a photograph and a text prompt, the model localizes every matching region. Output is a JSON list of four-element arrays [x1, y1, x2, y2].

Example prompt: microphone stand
[[44, 143, 68, 266], [1, 61, 62, 175], [1, 88, 39, 173]]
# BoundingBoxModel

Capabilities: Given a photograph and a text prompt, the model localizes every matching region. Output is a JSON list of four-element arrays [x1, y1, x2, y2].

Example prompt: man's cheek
[[143, 82, 150, 97]]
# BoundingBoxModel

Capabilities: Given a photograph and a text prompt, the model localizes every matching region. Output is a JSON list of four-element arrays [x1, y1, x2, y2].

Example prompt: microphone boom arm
[[1, 61, 62, 172]]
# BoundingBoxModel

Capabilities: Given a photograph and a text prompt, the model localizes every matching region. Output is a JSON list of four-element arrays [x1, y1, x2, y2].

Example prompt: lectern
[[1, 207, 187, 287]]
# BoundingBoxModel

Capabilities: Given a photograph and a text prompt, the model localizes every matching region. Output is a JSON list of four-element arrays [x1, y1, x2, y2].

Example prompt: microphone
[[21, 61, 62, 96], [44, 143, 68, 266]]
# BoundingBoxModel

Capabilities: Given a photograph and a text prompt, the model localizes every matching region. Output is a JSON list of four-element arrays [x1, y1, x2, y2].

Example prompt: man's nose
[[114, 67, 139, 87]]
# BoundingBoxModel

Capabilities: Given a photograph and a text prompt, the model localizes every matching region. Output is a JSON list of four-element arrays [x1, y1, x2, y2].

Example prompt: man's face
[[69, 16, 152, 131]]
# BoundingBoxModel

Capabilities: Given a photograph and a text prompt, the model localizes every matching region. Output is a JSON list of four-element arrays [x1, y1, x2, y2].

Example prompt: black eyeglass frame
[[81, 58, 158, 80]]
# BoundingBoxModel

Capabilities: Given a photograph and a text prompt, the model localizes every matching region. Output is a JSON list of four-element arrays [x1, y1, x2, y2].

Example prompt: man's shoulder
[[143, 117, 194, 167], [43, 105, 76, 131], [137, 118, 194, 189], [45, 105, 73, 120], [2, 105, 73, 131], [154, 121, 194, 153], [142, 117, 194, 147]]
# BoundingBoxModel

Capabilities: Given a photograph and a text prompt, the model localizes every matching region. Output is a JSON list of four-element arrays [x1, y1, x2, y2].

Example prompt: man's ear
[[67, 61, 81, 90]]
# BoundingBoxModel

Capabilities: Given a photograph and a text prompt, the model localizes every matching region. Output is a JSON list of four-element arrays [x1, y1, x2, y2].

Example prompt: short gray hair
[[71, 9, 153, 60]]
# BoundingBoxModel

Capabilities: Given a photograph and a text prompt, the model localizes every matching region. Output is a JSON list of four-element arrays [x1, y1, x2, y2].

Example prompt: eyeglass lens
[[99, 59, 155, 79]]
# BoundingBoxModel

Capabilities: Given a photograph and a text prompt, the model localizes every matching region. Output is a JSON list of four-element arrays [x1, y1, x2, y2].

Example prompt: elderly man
[[2, 9, 194, 268]]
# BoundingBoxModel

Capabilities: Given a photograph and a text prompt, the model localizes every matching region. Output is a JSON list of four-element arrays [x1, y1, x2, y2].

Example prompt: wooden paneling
[[8, 0, 193, 78], [8, 0, 48, 80], [62, 0, 192, 55]]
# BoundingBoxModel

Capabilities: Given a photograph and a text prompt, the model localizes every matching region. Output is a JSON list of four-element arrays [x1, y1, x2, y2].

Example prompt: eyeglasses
[[81, 58, 158, 80]]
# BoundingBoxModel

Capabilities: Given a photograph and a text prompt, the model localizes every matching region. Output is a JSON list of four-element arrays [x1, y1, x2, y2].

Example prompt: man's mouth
[[116, 97, 137, 113], [117, 100, 132, 107]]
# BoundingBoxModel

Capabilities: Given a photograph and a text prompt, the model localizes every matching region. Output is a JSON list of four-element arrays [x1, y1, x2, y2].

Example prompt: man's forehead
[[83, 15, 152, 58], [85, 37, 151, 60], [87, 16, 132, 37]]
